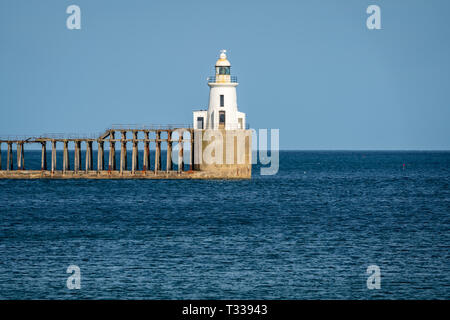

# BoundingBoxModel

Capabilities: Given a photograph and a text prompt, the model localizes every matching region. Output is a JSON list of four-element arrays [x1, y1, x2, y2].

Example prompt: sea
[[0, 151, 449, 299]]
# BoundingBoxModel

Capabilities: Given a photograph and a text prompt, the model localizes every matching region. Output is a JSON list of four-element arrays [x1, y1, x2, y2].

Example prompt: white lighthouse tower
[[193, 50, 246, 130]]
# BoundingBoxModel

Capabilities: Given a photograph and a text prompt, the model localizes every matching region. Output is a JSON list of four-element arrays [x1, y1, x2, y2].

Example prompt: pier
[[0, 51, 253, 180], [0, 125, 236, 179]]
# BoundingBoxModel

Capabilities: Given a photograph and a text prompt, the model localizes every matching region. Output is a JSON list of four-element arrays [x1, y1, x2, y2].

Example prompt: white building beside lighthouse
[[193, 50, 246, 130]]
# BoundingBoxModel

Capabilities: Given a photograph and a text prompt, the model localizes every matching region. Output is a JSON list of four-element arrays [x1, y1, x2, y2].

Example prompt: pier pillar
[[51, 141, 57, 173], [63, 141, 70, 172], [120, 131, 127, 173], [190, 129, 194, 171], [132, 131, 139, 173], [86, 141, 93, 171], [143, 131, 150, 171], [21, 143, 25, 170], [41, 142, 47, 171], [7, 143, 13, 171], [74, 140, 81, 172], [17, 143, 21, 170], [109, 131, 116, 171], [178, 133, 184, 173], [17, 143, 24, 170], [98, 141, 104, 171], [166, 130, 173, 172], [155, 131, 161, 172]]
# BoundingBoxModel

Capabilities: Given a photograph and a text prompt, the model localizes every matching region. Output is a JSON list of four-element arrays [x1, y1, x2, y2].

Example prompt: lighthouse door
[[219, 111, 225, 129], [197, 117, 204, 129]]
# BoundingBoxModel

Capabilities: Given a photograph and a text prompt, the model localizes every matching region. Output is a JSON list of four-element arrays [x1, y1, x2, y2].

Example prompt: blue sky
[[1, 0, 449, 149]]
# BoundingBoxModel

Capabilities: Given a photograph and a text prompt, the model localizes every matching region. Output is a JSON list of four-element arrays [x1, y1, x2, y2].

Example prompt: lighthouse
[[192, 50, 252, 178], [193, 50, 246, 130]]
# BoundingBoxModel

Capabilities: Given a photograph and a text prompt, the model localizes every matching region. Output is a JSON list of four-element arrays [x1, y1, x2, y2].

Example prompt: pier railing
[[0, 135, 41, 142], [38, 133, 101, 140], [110, 124, 193, 130]]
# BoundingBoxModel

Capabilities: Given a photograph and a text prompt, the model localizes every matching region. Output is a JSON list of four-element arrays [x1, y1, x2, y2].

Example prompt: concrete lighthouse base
[[193, 129, 252, 179]]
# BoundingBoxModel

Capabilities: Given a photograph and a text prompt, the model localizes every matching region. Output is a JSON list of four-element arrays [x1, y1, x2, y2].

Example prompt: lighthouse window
[[220, 95, 224, 107], [216, 66, 230, 75], [219, 111, 225, 124]]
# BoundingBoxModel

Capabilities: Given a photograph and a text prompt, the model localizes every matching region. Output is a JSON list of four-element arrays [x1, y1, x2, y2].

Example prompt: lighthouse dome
[[215, 49, 231, 67]]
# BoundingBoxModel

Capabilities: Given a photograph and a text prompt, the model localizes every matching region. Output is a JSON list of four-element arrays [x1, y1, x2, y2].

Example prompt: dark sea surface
[[0, 150, 449, 299]]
